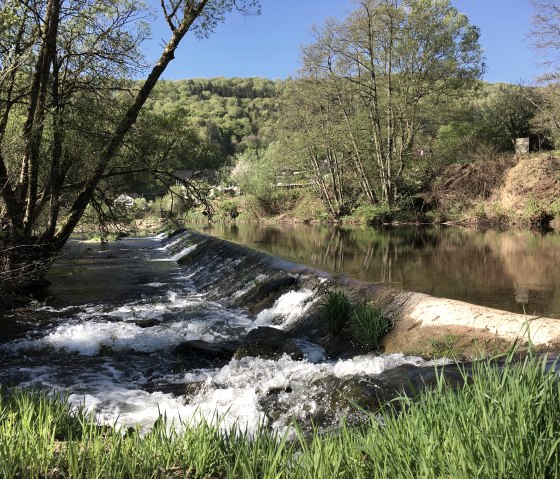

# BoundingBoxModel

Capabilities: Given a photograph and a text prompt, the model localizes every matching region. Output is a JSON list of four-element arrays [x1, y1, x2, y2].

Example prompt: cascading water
[[0, 232, 445, 434]]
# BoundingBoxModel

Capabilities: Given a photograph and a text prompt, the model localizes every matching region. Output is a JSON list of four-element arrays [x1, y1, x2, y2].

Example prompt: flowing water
[[193, 223, 560, 318], [0, 233, 443, 434]]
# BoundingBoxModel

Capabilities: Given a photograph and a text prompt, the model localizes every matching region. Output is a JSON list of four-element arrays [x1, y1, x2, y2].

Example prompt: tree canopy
[[0, 0, 260, 287]]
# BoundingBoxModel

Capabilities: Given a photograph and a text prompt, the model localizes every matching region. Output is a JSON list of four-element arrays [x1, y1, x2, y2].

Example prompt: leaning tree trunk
[[1, 0, 211, 291]]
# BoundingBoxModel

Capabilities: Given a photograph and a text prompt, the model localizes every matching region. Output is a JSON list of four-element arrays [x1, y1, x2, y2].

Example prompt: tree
[[275, 79, 357, 218], [297, 0, 483, 206], [0, 0, 260, 288], [530, 0, 560, 144]]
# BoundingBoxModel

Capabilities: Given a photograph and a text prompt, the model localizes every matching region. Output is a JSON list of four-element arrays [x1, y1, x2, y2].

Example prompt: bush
[[350, 203, 394, 224], [350, 302, 392, 350], [320, 290, 353, 334], [220, 200, 239, 220]]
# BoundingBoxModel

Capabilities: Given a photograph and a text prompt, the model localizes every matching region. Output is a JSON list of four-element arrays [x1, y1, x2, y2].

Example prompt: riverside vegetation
[[1, 351, 559, 478], [320, 290, 392, 350]]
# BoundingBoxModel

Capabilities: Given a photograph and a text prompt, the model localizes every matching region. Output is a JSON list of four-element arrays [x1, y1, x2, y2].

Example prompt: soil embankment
[[435, 153, 560, 227]]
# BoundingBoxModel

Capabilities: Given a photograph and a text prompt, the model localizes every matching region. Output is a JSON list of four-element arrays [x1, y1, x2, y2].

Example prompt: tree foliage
[[274, 0, 483, 213], [0, 0, 260, 287]]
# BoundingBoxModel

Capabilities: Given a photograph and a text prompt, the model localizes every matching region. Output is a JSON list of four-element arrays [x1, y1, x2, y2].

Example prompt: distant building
[[114, 193, 141, 208]]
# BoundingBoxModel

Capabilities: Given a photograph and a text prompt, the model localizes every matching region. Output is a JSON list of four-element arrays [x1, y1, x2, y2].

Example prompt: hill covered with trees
[[147, 77, 284, 157]]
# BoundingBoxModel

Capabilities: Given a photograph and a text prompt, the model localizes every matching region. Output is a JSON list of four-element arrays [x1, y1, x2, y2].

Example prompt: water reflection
[[193, 224, 560, 318]]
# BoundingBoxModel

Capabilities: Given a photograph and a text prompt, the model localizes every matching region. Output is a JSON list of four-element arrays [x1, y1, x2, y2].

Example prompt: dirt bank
[[435, 153, 560, 227]]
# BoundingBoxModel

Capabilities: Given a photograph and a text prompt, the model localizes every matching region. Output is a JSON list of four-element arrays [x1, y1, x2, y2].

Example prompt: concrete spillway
[[167, 229, 560, 357]]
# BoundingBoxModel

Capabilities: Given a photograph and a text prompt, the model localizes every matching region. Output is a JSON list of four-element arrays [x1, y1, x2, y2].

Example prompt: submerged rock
[[173, 340, 239, 362], [233, 326, 304, 360]]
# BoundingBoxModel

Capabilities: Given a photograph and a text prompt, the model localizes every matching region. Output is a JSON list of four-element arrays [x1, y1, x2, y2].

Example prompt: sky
[[145, 0, 544, 84]]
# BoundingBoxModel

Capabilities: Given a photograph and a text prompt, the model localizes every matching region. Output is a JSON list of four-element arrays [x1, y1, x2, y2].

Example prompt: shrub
[[349, 302, 392, 350], [220, 200, 239, 220], [320, 290, 353, 334], [350, 203, 394, 224]]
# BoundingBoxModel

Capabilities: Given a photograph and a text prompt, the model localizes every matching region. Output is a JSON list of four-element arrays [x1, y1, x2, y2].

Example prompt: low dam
[[0, 230, 557, 433]]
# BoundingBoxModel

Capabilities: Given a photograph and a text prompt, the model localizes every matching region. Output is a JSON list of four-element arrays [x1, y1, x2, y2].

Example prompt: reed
[[350, 302, 392, 350], [1, 352, 559, 478]]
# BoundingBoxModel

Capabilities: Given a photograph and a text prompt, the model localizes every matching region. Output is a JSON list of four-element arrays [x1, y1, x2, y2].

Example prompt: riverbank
[[3, 352, 558, 478], [173, 152, 558, 229]]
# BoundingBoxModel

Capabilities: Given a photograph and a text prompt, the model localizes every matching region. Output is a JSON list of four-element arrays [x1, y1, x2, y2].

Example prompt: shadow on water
[[194, 223, 560, 318]]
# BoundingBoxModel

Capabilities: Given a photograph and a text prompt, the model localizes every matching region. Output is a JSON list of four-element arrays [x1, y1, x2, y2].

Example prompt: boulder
[[233, 326, 303, 360], [173, 339, 238, 362]]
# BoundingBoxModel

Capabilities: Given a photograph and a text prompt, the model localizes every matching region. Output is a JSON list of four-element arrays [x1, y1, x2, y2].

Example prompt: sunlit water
[[0, 235, 438, 434], [193, 223, 560, 318]]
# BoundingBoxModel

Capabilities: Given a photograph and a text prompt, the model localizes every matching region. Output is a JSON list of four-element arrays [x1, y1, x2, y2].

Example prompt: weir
[[0, 230, 558, 434], [167, 229, 560, 357]]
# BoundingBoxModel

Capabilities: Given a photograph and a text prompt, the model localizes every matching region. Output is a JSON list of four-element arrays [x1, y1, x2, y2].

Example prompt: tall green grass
[[1, 352, 559, 478], [350, 302, 392, 349], [320, 290, 392, 349], [320, 290, 353, 334]]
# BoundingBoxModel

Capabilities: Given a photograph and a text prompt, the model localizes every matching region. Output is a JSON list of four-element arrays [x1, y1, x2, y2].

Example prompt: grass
[[320, 290, 392, 349], [1, 352, 559, 477], [350, 302, 392, 350], [319, 290, 353, 334]]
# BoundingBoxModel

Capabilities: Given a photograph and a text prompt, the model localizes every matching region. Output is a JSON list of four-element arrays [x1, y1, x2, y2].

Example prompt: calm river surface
[[192, 224, 560, 318]]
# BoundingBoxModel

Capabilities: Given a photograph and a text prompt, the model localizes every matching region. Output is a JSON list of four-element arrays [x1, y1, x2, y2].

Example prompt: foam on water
[[159, 235, 184, 251], [6, 311, 252, 357], [255, 289, 316, 327], [169, 244, 197, 262], [151, 243, 197, 262], [21, 352, 438, 434]]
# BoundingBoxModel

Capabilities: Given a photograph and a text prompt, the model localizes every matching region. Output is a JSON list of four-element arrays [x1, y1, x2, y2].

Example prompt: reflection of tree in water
[[195, 224, 560, 316]]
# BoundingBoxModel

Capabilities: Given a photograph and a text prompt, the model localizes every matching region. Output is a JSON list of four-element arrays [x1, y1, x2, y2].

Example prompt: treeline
[[146, 77, 284, 157], [159, 77, 280, 99]]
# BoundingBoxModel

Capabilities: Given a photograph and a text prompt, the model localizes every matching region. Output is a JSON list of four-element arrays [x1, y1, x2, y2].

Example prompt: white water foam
[[170, 244, 197, 262], [254, 289, 316, 328], [153, 244, 198, 262], [159, 235, 184, 252], [231, 274, 269, 300], [50, 352, 441, 434], [2, 291, 253, 357]]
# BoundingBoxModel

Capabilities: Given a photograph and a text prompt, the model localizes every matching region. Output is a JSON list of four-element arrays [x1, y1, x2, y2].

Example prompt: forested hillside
[[127, 73, 556, 228], [146, 77, 284, 157]]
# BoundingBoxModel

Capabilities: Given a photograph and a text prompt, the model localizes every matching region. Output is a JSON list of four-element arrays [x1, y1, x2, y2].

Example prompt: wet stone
[[129, 318, 162, 328], [233, 326, 304, 360], [173, 340, 239, 362], [144, 381, 205, 400]]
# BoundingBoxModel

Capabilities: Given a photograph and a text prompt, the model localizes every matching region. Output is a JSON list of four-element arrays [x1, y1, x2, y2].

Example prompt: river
[[192, 224, 560, 318], [0, 233, 443, 434], [1, 225, 556, 435]]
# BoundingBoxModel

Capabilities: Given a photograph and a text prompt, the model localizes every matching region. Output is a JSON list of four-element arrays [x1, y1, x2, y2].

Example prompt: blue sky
[[145, 0, 543, 84]]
